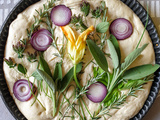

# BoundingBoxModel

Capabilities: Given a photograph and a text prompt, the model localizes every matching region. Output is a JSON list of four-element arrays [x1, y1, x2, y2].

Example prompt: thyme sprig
[[13, 39, 27, 58], [70, 14, 88, 31]]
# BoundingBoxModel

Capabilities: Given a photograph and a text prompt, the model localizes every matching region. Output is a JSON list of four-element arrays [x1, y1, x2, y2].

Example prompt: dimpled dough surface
[[3, 0, 155, 120]]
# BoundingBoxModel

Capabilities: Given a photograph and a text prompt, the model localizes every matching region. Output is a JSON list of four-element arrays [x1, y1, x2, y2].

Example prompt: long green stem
[[74, 64, 82, 89]]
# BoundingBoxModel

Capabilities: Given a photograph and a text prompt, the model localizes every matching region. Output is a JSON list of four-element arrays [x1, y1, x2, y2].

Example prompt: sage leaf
[[86, 39, 108, 72], [17, 64, 27, 74], [35, 69, 56, 93], [119, 80, 148, 89], [53, 62, 62, 81], [121, 43, 148, 72], [96, 22, 110, 33], [123, 64, 160, 80], [32, 71, 42, 81], [59, 63, 82, 92], [39, 55, 52, 77], [109, 34, 121, 63], [107, 40, 119, 68]]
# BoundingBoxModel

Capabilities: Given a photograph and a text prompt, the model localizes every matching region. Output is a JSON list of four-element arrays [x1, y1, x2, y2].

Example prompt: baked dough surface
[[3, 0, 155, 120]]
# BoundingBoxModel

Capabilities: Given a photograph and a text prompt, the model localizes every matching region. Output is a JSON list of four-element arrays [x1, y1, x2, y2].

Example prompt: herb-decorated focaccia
[[3, 0, 159, 120]]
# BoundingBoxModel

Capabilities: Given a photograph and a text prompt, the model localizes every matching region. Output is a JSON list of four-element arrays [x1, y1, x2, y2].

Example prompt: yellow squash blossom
[[61, 25, 94, 64]]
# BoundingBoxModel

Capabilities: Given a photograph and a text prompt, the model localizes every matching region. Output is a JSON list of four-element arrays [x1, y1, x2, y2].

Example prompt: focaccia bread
[[3, 0, 155, 120]]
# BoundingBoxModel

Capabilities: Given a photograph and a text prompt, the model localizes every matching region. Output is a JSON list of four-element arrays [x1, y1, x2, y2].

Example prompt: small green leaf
[[32, 71, 42, 81], [96, 22, 110, 33], [59, 63, 82, 92], [35, 69, 56, 93], [123, 64, 160, 80], [109, 34, 121, 63], [17, 64, 27, 74], [107, 40, 119, 68], [53, 62, 62, 81], [121, 43, 148, 72], [86, 39, 108, 72], [39, 55, 52, 77]]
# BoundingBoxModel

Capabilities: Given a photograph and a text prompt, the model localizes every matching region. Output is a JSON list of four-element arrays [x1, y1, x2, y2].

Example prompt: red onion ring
[[109, 18, 133, 40], [50, 5, 72, 26], [30, 29, 53, 51], [86, 82, 107, 103], [13, 79, 34, 102]]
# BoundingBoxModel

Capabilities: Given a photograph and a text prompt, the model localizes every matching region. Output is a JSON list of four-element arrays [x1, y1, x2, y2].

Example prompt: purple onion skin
[[30, 29, 53, 51], [86, 82, 107, 103], [109, 18, 133, 40], [50, 5, 72, 26], [13, 79, 34, 102]]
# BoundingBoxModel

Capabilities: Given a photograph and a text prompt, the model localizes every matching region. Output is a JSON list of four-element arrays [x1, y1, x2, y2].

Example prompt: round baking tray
[[0, 0, 160, 120]]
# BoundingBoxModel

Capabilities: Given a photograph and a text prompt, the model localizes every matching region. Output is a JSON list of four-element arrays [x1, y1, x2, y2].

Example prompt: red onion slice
[[13, 79, 34, 102], [109, 18, 133, 40], [30, 29, 53, 51], [86, 82, 107, 103], [51, 5, 72, 26]]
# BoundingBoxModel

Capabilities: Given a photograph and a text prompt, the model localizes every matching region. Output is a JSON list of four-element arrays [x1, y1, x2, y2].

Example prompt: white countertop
[[0, 0, 160, 120]]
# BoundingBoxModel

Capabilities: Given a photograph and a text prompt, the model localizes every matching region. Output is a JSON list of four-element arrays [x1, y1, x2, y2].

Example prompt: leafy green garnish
[[107, 40, 119, 68], [4, 57, 17, 68], [27, 52, 38, 63], [53, 62, 62, 82], [70, 14, 88, 31], [34, 69, 56, 92], [39, 55, 52, 77], [86, 39, 108, 72], [123, 64, 160, 80], [17, 64, 27, 75], [121, 43, 148, 72], [80, 1, 90, 16], [12, 39, 27, 58], [59, 63, 82, 92], [109, 34, 121, 63], [96, 22, 110, 33]]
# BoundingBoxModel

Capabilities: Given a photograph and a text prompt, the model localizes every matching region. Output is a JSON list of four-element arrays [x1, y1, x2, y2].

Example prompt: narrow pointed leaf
[[86, 39, 108, 72], [107, 40, 119, 68], [121, 43, 148, 71], [35, 69, 56, 93], [59, 63, 82, 92], [39, 55, 52, 77], [123, 64, 160, 80], [109, 34, 121, 63], [53, 62, 62, 81]]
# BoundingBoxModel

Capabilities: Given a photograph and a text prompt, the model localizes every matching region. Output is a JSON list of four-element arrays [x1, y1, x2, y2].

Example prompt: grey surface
[[0, 0, 160, 120]]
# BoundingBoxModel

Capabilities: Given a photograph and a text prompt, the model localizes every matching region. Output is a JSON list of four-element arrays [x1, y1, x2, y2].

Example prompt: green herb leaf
[[96, 22, 110, 33], [32, 71, 43, 81], [109, 34, 121, 63], [39, 55, 52, 77], [17, 64, 27, 74], [34, 69, 56, 93], [59, 63, 82, 92], [107, 40, 119, 68], [80, 1, 90, 16], [121, 43, 148, 72], [119, 80, 148, 89], [123, 64, 160, 80], [86, 39, 108, 72], [53, 62, 62, 81]]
